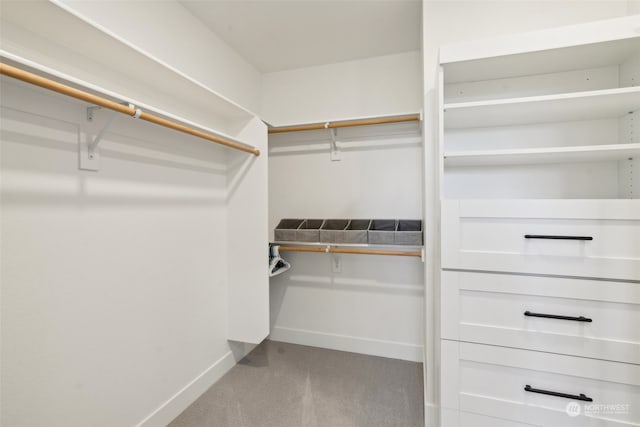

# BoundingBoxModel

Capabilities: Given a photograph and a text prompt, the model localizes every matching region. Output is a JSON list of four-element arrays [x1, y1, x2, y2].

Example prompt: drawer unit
[[442, 199, 640, 281], [441, 340, 640, 427], [441, 271, 640, 363]]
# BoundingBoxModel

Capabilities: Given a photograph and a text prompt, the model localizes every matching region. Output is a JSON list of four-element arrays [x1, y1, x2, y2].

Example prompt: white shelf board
[[444, 143, 640, 167], [444, 87, 640, 129], [444, 37, 639, 84], [440, 15, 640, 77], [0, 1, 254, 128], [0, 54, 258, 153], [271, 241, 423, 250], [267, 111, 422, 130]]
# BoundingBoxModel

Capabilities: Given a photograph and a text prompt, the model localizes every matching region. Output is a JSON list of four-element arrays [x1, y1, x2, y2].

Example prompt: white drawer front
[[441, 340, 640, 427], [441, 271, 640, 363], [442, 199, 640, 281], [442, 408, 537, 427]]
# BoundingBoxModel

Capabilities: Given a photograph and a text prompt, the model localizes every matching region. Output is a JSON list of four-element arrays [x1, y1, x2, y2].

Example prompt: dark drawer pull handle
[[525, 385, 593, 402], [524, 311, 592, 322], [524, 234, 592, 240]]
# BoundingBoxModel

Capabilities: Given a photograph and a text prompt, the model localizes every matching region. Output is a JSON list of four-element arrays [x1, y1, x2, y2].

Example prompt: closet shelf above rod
[[268, 113, 421, 134], [0, 62, 260, 156], [276, 245, 423, 258]]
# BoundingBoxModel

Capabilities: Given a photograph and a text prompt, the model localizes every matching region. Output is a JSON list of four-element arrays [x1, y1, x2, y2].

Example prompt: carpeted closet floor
[[169, 340, 424, 427]]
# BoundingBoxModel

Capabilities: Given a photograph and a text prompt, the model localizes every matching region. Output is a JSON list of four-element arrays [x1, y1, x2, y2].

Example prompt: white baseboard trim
[[270, 326, 423, 362], [136, 344, 252, 427], [425, 402, 440, 427]]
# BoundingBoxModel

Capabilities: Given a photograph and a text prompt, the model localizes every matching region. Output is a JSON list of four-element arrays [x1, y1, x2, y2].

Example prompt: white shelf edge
[[443, 86, 640, 110], [0, 51, 258, 152], [271, 241, 424, 250], [444, 143, 640, 167], [443, 86, 640, 130], [48, 0, 258, 120], [267, 111, 422, 130], [439, 15, 640, 64]]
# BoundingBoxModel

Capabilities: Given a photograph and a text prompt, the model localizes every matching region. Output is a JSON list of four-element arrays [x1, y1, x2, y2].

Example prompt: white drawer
[[441, 340, 640, 427], [442, 408, 535, 427], [441, 271, 640, 364], [442, 199, 640, 281]]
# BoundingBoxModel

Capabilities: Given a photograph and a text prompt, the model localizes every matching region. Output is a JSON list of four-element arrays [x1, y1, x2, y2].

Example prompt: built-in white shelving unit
[[435, 16, 640, 427]]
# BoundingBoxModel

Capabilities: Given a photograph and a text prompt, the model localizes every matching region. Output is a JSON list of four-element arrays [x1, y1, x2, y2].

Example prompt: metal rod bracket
[[326, 124, 341, 161], [80, 106, 118, 171], [88, 109, 118, 157]]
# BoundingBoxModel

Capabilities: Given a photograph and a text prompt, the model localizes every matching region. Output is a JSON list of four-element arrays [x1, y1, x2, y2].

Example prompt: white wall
[[264, 50, 425, 361], [53, 0, 262, 114], [0, 80, 212, 426], [261, 51, 422, 125], [420, 1, 633, 424], [268, 124, 425, 362]]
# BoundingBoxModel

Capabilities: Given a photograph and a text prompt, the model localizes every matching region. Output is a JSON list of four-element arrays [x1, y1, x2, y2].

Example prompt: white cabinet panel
[[441, 340, 640, 427], [441, 271, 640, 364], [442, 199, 640, 281]]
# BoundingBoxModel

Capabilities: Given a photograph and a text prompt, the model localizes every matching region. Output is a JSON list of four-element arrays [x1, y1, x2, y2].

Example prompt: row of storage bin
[[274, 218, 423, 245]]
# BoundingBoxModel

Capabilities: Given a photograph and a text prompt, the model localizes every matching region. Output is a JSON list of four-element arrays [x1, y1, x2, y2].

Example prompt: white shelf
[[444, 87, 640, 129], [440, 15, 640, 80], [444, 143, 640, 167], [0, 1, 254, 135], [271, 241, 423, 250], [267, 111, 422, 130], [0, 55, 258, 152]]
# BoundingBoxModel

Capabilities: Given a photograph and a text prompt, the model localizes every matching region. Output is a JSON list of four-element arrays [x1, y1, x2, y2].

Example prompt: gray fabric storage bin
[[343, 219, 371, 244], [368, 219, 397, 244], [395, 219, 423, 245], [320, 219, 349, 243], [296, 219, 324, 242], [274, 218, 304, 241]]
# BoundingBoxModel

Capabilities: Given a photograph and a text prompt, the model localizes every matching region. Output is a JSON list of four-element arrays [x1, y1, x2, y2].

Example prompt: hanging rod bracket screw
[[86, 106, 102, 122]]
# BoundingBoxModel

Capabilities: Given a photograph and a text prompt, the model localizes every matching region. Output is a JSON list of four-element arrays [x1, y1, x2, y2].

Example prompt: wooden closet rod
[[0, 62, 260, 156], [268, 113, 421, 134], [278, 245, 422, 257]]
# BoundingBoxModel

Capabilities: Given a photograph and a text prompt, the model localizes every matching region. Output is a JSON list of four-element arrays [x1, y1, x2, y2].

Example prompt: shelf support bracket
[[87, 108, 118, 157], [325, 123, 341, 161], [80, 103, 138, 171], [80, 106, 117, 171]]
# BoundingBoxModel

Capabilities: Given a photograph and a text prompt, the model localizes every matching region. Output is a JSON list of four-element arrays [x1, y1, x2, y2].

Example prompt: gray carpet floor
[[169, 340, 424, 427]]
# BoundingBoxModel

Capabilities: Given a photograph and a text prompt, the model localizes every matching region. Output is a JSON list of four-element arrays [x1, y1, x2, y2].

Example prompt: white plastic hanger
[[269, 245, 291, 277]]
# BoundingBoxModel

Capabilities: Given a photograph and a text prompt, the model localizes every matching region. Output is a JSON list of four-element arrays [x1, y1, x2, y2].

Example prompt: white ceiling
[[179, 0, 421, 73]]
